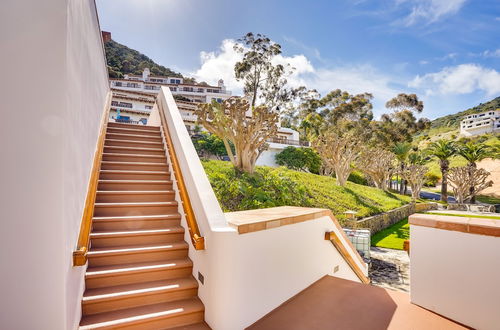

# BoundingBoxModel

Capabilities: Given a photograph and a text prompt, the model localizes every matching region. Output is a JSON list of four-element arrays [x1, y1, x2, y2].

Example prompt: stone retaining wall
[[356, 203, 438, 235], [447, 203, 496, 213]]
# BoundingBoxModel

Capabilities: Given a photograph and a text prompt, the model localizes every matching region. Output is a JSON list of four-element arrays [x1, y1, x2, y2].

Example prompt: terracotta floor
[[247, 276, 468, 330]]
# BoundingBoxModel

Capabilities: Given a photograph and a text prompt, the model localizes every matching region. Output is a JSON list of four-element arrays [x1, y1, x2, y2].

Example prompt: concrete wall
[[410, 224, 500, 329], [0, 1, 109, 329], [155, 87, 366, 330], [356, 203, 437, 234]]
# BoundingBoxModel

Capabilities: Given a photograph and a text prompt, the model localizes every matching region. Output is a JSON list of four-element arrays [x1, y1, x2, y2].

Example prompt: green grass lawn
[[371, 218, 409, 250], [476, 195, 500, 205], [201, 160, 411, 223]]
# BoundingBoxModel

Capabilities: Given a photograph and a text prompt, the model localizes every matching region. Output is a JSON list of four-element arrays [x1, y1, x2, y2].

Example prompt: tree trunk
[[469, 162, 477, 203], [440, 159, 449, 203]]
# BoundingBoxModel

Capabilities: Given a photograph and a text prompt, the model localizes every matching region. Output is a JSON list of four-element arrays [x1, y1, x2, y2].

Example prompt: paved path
[[369, 247, 410, 293]]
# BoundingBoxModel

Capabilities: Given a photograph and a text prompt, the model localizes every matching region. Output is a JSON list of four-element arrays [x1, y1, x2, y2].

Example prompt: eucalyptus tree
[[427, 140, 457, 202]]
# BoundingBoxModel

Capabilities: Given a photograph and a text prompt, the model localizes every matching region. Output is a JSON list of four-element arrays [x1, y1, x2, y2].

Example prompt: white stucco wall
[[155, 87, 366, 330], [0, 1, 109, 329], [410, 225, 500, 329]]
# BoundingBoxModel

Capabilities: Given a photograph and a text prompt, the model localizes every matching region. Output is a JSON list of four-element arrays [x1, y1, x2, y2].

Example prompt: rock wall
[[356, 203, 438, 235]]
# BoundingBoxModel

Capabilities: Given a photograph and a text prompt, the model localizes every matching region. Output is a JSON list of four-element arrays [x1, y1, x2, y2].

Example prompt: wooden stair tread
[[106, 132, 162, 139], [96, 190, 174, 194], [98, 179, 172, 183], [100, 170, 169, 174], [94, 201, 178, 207], [104, 145, 165, 152], [93, 214, 180, 221], [88, 242, 188, 256], [102, 153, 166, 159], [86, 259, 193, 277], [90, 227, 184, 238], [83, 277, 198, 302], [101, 161, 167, 166], [79, 298, 204, 329]]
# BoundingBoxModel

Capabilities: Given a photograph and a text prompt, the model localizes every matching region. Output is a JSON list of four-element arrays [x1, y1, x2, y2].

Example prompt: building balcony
[[267, 137, 309, 147]]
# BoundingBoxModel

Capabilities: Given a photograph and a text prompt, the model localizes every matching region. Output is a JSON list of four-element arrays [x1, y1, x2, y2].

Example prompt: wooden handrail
[[158, 105, 205, 250], [325, 231, 370, 284], [73, 96, 111, 266]]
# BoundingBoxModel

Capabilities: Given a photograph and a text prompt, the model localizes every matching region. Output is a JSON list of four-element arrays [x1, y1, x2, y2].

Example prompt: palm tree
[[457, 142, 494, 203], [392, 142, 412, 194], [428, 140, 457, 202]]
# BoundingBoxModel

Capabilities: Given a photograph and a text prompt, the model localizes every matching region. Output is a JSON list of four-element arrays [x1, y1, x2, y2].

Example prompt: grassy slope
[[202, 160, 411, 222], [371, 218, 409, 250]]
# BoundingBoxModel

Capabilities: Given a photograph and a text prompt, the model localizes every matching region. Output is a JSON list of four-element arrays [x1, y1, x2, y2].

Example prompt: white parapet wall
[[409, 214, 500, 330], [152, 87, 368, 330]]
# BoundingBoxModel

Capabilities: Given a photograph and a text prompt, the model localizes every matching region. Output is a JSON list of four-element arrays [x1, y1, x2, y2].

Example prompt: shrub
[[424, 172, 440, 187], [348, 171, 368, 185], [275, 146, 321, 174]]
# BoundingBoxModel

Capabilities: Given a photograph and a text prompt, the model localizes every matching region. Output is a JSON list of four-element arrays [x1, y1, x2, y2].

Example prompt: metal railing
[[267, 137, 310, 147]]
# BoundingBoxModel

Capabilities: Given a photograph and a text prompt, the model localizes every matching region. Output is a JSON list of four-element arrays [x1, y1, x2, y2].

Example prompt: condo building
[[460, 109, 500, 136]]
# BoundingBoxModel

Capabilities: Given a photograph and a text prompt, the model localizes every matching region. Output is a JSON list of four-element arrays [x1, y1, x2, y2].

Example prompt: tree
[[234, 32, 296, 110], [377, 93, 430, 144], [427, 140, 457, 202], [312, 131, 361, 186], [457, 142, 495, 202], [392, 142, 412, 194], [356, 148, 395, 191], [399, 164, 428, 201], [195, 98, 278, 174], [448, 166, 493, 204], [275, 146, 321, 173]]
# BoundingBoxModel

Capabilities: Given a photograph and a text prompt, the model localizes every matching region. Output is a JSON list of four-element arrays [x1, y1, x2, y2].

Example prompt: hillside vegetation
[[202, 160, 411, 222], [104, 39, 183, 79]]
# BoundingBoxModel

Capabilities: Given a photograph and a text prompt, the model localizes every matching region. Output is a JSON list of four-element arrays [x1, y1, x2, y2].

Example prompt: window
[[170, 79, 181, 84], [183, 87, 194, 92], [126, 83, 139, 88], [145, 85, 158, 90], [145, 105, 153, 110], [114, 81, 122, 87], [197, 88, 204, 93], [169, 87, 177, 91], [111, 101, 133, 108]]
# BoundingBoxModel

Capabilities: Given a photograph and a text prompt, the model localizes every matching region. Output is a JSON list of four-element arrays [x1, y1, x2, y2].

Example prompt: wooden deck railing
[[158, 104, 205, 250], [73, 97, 111, 266]]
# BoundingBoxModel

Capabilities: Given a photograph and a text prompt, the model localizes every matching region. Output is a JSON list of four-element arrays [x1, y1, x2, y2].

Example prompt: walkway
[[247, 276, 466, 330], [370, 247, 410, 293]]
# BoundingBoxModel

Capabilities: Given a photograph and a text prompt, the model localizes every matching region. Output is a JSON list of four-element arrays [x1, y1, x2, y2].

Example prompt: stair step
[[82, 277, 198, 315], [100, 161, 168, 171], [103, 145, 165, 156], [107, 126, 162, 137], [79, 298, 204, 329], [90, 227, 185, 248], [96, 191, 176, 203], [99, 170, 170, 181], [106, 132, 162, 143], [102, 153, 167, 163], [93, 201, 179, 217], [92, 214, 181, 231], [105, 138, 163, 149], [108, 122, 160, 131], [85, 259, 193, 289], [98, 179, 173, 191], [88, 242, 189, 267]]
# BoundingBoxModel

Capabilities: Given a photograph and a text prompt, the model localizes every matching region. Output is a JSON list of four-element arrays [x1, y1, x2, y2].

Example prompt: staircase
[[79, 122, 210, 330]]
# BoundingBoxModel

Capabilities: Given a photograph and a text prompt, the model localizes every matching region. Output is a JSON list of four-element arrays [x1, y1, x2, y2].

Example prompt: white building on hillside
[[460, 109, 500, 136], [110, 67, 232, 103]]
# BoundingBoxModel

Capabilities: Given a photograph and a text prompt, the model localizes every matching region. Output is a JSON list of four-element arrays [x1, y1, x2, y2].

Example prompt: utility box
[[343, 228, 371, 260]]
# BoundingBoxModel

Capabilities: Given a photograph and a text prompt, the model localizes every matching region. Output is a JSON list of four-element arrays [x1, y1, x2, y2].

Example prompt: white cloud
[[481, 49, 500, 58], [397, 0, 467, 26], [409, 63, 500, 96], [192, 39, 398, 114]]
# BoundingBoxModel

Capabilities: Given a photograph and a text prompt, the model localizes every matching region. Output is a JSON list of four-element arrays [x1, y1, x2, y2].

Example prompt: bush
[[192, 132, 232, 160], [424, 172, 440, 187], [348, 171, 368, 185], [275, 146, 321, 174]]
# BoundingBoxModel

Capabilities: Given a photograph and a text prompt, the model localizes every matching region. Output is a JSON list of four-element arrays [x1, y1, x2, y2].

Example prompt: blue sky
[[96, 0, 500, 119]]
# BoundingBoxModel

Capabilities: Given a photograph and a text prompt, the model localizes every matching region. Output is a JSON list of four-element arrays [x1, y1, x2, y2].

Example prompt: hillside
[[104, 39, 183, 79], [202, 160, 411, 223], [430, 96, 500, 131]]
